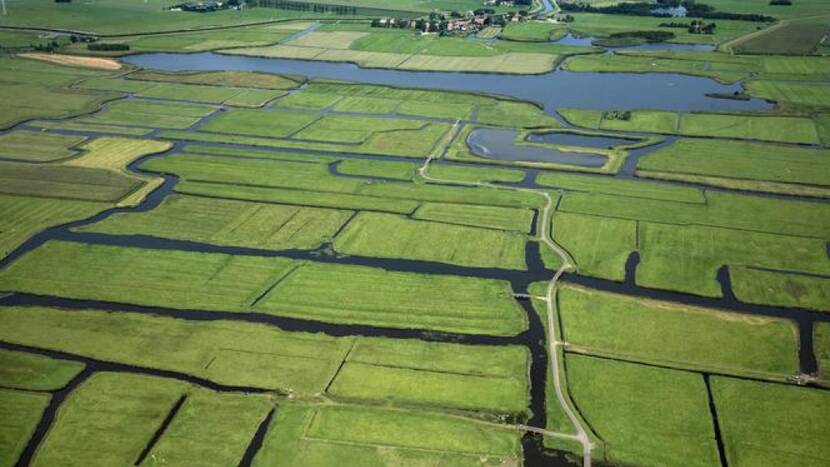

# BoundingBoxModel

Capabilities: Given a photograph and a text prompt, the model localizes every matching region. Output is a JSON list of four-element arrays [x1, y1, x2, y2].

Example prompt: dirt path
[[418, 121, 594, 466]]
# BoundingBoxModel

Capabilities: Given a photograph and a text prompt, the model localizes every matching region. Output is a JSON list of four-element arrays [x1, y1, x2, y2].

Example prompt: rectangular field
[[332, 212, 528, 270], [558, 285, 799, 379]]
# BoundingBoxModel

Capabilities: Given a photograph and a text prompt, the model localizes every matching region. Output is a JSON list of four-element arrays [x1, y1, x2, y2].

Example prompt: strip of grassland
[[0, 242, 526, 336], [0, 195, 105, 260], [252, 404, 522, 467], [143, 152, 542, 209], [710, 376, 830, 466], [816, 323, 830, 383], [76, 194, 353, 251], [139, 388, 273, 466], [0, 349, 84, 391], [558, 284, 799, 379], [328, 338, 529, 415], [0, 131, 85, 162], [637, 222, 830, 298], [746, 80, 830, 108], [332, 211, 528, 270], [253, 261, 526, 335], [730, 267, 830, 313], [127, 70, 302, 90], [0, 306, 350, 394], [566, 354, 720, 467], [0, 388, 50, 467], [553, 212, 636, 282], [413, 203, 534, 232], [637, 138, 830, 190], [80, 99, 216, 129], [560, 108, 821, 144], [32, 372, 188, 467]]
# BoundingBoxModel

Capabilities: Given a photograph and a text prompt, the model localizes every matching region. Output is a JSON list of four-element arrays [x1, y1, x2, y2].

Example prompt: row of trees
[[247, 0, 360, 14]]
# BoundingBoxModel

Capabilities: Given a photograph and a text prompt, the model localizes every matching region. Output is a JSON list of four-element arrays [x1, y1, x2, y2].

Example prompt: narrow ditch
[[134, 395, 188, 466], [238, 408, 276, 467], [703, 374, 729, 467]]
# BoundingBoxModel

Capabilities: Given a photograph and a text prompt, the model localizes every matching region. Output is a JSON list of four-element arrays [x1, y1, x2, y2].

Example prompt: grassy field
[[333, 212, 528, 269], [0, 0, 320, 35], [329, 339, 529, 414], [637, 223, 830, 299], [567, 12, 765, 44], [77, 194, 353, 251], [747, 80, 830, 108], [558, 285, 799, 379], [817, 323, 830, 382], [730, 267, 830, 313], [567, 355, 719, 467], [253, 262, 526, 335], [0, 388, 50, 467], [560, 108, 821, 144], [82, 99, 216, 129], [553, 212, 636, 281], [0, 241, 297, 312], [501, 21, 567, 42], [412, 203, 533, 232], [252, 404, 521, 467], [0, 56, 118, 129], [0, 131, 85, 162], [128, 70, 302, 90], [0, 305, 351, 394], [711, 376, 830, 466], [139, 388, 272, 466], [637, 138, 830, 196], [32, 372, 188, 466], [0, 195, 105, 260], [0, 349, 84, 391]]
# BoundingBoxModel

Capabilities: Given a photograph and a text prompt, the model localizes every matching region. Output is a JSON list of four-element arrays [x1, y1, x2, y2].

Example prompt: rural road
[[418, 121, 594, 467]]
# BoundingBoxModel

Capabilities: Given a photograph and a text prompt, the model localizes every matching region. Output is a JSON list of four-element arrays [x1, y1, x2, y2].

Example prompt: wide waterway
[[124, 52, 772, 113]]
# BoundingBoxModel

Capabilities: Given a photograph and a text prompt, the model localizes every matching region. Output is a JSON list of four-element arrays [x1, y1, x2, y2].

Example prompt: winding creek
[[2, 52, 827, 467]]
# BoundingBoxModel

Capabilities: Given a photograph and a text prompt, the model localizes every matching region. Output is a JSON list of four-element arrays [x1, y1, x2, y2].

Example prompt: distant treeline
[[606, 30, 675, 42], [560, 1, 775, 22], [88, 43, 130, 51]]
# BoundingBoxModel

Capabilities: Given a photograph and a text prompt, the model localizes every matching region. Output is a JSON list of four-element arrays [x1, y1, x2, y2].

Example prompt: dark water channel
[[123, 53, 772, 112]]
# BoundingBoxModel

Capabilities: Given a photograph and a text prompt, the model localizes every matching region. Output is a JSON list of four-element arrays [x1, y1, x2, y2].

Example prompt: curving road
[[418, 121, 594, 466]]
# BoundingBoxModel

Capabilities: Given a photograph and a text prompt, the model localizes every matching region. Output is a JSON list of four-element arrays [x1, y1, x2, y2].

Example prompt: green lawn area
[[328, 339, 529, 414], [567, 355, 719, 467], [252, 404, 521, 467], [560, 108, 821, 144], [337, 159, 417, 180], [0, 131, 85, 162], [553, 212, 636, 281], [711, 376, 830, 466], [32, 372, 188, 467], [0, 56, 118, 129], [637, 223, 830, 299], [816, 323, 830, 382], [0, 195, 106, 260], [501, 21, 566, 42], [558, 285, 799, 379], [253, 262, 526, 335], [332, 211, 528, 270], [0, 305, 349, 394], [77, 194, 353, 251], [129, 70, 301, 90], [637, 138, 830, 196], [0, 0, 318, 35], [747, 80, 830, 108], [0, 388, 50, 467], [201, 107, 317, 137], [412, 203, 534, 232], [0, 349, 84, 391], [81, 99, 216, 129], [0, 241, 295, 312], [140, 389, 273, 466]]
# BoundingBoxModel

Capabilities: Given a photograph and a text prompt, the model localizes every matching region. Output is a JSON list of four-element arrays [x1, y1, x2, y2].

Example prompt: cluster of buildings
[[371, 10, 530, 35]]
